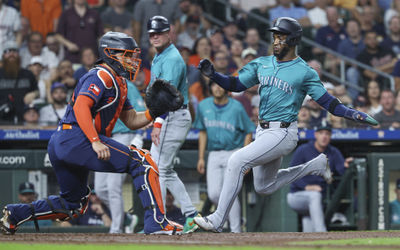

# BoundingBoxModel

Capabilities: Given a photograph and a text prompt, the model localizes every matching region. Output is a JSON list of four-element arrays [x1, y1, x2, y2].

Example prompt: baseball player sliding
[[194, 17, 378, 232], [0, 32, 184, 235]]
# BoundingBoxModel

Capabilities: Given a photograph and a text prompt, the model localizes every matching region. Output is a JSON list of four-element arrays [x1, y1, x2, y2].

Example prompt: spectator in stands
[[48, 59, 76, 101], [307, 0, 328, 29], [20, 0, 62, 39], [379, 0, 393, 11], [20, 32, 59, 81], [222, 21, 239, 49], [298, 105, 311, 129], [61, 191, 111, 227], [177, 15, 202, 50], [287, 123, 349, 232], [366, 80, 383, 116], [180, 47, 203, 106], [390, 178, 400, 225], [17, 182, 52, 228], [189, 36, 212, 67], [209, 28, 225, 56], [313, 6, 346, 56], [269, 0, 311, 27], [177, 0, 192, 28], [101, 0, 134, 36], [357, 5, 386, 38], [306, 98, 328, 129], [133, 0, 181, 49], [374, 89, 400, 129], [213, 50, 230, 75], [241, 47, 258, 65], [0, 41, 38, 124], [356, 31, 397, 85], [338, 19, 365, 59], [39, 82, 67, 126], [73, 47, 97, 82], [394, 59, 400, 91], [334, 85, 353, 106], [56, 0, 104, 64], [27, 56, 47, 103], [44, 32, 65, 62], [244, 28, 268, 57], [384, 0, 400, 35], [380, 16, 400, 56], [227, 39, 243, 73], [337, 19, 365, 99], [23, 103, 40, 127], [0, 0, 22, 59]]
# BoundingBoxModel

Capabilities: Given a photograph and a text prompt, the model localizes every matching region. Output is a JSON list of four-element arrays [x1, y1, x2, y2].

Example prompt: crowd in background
[[0, 0, 400, 129]]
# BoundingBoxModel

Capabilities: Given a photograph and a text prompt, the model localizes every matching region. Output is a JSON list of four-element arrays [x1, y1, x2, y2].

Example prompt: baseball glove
[[145, 79, 184, 119]]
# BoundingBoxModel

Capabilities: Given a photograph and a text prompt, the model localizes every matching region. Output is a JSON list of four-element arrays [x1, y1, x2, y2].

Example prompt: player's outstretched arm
[[198, 59, 247, 92], [316, 92, 378, 126], [120, 109, 153, 130]]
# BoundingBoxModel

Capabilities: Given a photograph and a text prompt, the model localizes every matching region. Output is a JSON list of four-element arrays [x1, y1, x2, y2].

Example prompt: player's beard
[[3, 56, 21, 79], [274, 46, 290, 61]]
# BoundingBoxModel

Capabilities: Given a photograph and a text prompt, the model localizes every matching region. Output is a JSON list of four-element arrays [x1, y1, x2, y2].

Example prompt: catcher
[[0, 32, 184, 235]]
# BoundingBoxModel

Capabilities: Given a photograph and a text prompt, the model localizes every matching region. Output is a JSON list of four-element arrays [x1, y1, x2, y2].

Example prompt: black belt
[[259, 120, 291, 129]]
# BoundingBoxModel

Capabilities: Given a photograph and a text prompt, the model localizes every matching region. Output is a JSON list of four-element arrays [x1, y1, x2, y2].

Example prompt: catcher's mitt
[[145, 79, 184, 119]]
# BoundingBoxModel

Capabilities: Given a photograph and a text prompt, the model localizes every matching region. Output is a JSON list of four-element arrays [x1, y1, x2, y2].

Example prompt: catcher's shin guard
[[128, 145, 168, 234], [3, 188, 91, 233]]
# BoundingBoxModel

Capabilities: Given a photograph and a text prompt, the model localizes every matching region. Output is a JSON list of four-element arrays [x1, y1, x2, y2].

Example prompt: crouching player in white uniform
[[194, 81, 255, 232], [194, 17, 378, 232]]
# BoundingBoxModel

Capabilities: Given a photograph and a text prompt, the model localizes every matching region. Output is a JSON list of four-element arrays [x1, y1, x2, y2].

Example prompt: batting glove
[[198, 59, 215, 78], [349, 110, 379, 126]]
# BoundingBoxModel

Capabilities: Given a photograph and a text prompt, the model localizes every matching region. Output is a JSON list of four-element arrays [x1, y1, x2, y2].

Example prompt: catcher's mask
[[268, 17, 302, 47], [98, 32, 141, 81]]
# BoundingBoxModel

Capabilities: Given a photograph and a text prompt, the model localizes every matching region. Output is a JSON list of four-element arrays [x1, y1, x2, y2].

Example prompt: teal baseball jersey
[[390, 200, 400, 224], [193, 97, 256, 151], [149, 43, 189, 105], [238, 56, 326, 122], [112, 80, 146, 134]]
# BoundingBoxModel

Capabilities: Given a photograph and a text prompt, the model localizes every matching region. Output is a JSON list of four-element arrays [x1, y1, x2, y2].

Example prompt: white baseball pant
[[207, 150, 241, 232], [150, 108, 197, 217]]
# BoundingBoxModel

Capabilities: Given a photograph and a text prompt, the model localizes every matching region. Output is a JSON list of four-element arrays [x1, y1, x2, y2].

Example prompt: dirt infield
[[1, 231, 400, 248]]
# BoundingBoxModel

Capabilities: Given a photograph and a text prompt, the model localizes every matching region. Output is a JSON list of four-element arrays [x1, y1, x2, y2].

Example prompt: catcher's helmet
[[268, 17, 302, 46], [98, 31, 141, 81], [147, 16, 170, 33]]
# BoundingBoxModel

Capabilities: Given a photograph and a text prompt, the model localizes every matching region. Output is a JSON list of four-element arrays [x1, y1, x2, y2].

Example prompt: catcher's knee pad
[[128, 146, 165, 225], [5, 188, 91, 231]]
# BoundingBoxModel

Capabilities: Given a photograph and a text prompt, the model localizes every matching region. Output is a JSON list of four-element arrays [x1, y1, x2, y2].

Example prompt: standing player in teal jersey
[[194, 17, 378, 232], [94, 79, 146, 233], [147, 16, 200, 233], [193, 81, 255, 232]]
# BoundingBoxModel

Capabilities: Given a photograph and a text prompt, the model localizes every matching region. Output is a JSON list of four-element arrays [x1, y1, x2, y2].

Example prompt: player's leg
[[104, 172, 126, 233], [301, 216, 314, 232], [1, 132, 91, 234], [94, 172, 109, 207], [150, 110, 198, 230], [253, 154, 330, 195], [206, 151, 224, 205], [195, 126, 297, 232]]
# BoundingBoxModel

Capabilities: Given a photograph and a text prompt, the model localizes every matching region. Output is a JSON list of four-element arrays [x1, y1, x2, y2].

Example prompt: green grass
[[292, 237, 400, 246]]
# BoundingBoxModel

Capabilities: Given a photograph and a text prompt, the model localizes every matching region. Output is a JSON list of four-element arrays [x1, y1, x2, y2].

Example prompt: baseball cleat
[[183, 213, 201, 234], [308, 153, 333, 184], [193, 216, 218, 232], [149, 221, 183, 235], [0, 207, 17, 235]]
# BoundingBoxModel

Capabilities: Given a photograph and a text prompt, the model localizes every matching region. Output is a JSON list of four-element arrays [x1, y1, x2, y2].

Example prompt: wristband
[[145, 109, 153, 121], [154, 117, 164, 128]]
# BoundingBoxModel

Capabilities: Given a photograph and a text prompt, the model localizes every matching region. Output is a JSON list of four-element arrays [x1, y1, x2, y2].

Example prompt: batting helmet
[[268, 17, 303, 46], [147, 16, 170, 33], [98, 32, 141, 81]]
